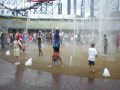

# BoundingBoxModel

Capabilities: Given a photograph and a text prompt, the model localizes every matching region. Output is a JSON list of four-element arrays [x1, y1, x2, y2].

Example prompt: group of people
[[9, 30, 63, 66], [1, 30, 119, 72], [13, 31, 44, 65], [47, 29, 98, 72], [49, 31, 107, 72]]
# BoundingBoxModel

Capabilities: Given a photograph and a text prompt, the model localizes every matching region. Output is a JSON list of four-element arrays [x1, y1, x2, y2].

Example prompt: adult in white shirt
[[88, 42, 97, 72]]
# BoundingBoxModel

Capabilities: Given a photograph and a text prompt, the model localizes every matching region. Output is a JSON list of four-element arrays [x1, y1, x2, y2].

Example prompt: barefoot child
[[13, 36, 23, 65], [48, 30, 63, 68], [88, 42, 97, 72]]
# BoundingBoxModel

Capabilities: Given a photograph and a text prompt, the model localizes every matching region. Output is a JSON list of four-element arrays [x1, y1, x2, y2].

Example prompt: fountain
[[98, 0, 115, 54]]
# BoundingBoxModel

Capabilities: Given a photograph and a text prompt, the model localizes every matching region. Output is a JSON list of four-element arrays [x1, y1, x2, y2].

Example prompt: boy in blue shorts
[[88, 42, 97, 72]]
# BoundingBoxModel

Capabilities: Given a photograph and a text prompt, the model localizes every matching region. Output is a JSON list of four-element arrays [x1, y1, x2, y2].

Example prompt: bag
[[25, 58, 32, 66], [6, 50, 11, 55], [103, 68, 110, 77]]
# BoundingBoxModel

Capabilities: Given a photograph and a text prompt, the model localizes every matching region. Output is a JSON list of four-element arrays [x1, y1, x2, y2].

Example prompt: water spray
[[69, 56, 72, 67]]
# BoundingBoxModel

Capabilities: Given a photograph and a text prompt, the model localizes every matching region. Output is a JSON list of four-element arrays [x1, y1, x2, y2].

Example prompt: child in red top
[[48, 30, 63, 68]]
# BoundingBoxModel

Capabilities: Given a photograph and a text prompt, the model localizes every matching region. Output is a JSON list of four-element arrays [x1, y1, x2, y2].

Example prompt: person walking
[[37, 31, 43, 56], [103, 34, 108, 54]]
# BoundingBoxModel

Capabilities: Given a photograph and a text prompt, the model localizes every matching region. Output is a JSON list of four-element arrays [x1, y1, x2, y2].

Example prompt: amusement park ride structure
[[0, 0, 58, 16], [0, 0, 120, 17]]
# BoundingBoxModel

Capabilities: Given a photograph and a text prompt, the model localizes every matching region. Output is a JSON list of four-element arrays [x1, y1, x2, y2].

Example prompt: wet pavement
[[1, 43, 120, 79], [0, 59, 120, 90]]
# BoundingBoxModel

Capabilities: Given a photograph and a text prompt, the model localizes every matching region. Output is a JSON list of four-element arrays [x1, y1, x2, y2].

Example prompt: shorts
[[88, 61, 95, 66], [53, 47, 59, 52], [14, 48, 20, 57], [52, 52, 61, 62], [52, 52, 60, 57]]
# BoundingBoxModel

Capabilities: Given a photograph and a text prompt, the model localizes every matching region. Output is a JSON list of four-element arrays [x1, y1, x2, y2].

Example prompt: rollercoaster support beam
[[90, 0, 95, 17], [0, 0, 56, 16], [73, 0, 77, 15], [67, 0, 71, 15], [80, 0, 85, 17], [0, 2, 41, 16], [117, 0, 120, 11], [58, 0, 62, 14]]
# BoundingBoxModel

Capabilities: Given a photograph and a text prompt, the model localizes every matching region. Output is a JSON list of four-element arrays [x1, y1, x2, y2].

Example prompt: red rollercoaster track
[[27, 0, 55, 3]]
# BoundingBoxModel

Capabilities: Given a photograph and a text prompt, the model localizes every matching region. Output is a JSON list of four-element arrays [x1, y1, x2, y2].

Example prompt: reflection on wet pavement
[[15, 64, 25, 82], [88, 76, 95, 84], [52, 73, 61, 89], [0, 59, 120, 90]]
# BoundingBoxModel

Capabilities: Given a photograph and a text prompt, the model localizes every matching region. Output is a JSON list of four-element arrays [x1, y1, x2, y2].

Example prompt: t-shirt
[[13, 40, 19, 48], [18, 33, 23, 40], [37, 36, 41, 44], [53, 35, 60, 48], [104, 37, 108, 46], [88, 48, 97, 61]]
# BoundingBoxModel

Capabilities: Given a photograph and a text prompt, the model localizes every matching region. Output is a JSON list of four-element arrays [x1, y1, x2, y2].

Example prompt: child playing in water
[[48, 30, 63, 68], [88, 42, 97, 72], [11, 36, 23, 65]]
